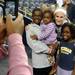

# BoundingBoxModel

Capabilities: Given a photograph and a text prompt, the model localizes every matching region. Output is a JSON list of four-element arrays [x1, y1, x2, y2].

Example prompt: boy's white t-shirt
[[26, 23, 55, 68]]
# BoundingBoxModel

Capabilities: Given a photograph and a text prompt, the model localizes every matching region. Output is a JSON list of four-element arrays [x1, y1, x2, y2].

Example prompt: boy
[[26, 8, 54, 75]]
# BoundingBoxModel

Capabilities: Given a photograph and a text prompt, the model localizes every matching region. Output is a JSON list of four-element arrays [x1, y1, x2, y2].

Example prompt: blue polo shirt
[[58, 41, 75, 70]]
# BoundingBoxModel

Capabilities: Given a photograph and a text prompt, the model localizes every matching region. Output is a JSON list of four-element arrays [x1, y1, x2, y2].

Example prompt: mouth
[[56, 21, 63, 25], [63, 36, 68, 40]]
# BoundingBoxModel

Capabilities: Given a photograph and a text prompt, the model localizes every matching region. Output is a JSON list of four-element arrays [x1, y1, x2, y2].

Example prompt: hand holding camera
[[0, 0, 24, 37], [6, 13, 24, 36]]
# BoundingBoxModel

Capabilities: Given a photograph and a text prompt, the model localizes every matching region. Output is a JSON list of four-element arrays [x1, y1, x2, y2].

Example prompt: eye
[[60, 16, 64, 18], [56, 16, 59, 18], [63, 30, 70, 34]]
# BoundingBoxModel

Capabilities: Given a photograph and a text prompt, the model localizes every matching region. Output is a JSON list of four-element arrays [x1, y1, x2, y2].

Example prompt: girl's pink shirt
[[7, 33, 32, 75]]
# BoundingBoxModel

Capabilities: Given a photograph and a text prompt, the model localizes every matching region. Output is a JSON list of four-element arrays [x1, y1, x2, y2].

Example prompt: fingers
[[14, 13, 23, 22], [0, 16, 4, 26], [6, 15, 12, 25], [0, 13, 24, 36], [6, 13, 24, 35], [14, 13, 24, 27], [6, 15, 15, 36], [0, 16, 6, 32], [14, 13, 24, 34]]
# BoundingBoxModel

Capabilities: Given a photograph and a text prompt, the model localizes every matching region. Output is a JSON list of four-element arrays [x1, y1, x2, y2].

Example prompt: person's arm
[[5, 13, 32, 75], [38, 23, 55, 40], [26, 30, 49, 54], [7, 33, 32, 75]]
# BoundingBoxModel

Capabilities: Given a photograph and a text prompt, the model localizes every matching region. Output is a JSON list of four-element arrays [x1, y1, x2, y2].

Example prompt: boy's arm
[[26, 30, 49, 54], [7, 33, 32, 75]]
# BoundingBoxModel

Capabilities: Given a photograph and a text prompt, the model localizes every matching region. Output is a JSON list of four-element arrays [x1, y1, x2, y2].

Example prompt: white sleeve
[[26, 30, 49, 54]]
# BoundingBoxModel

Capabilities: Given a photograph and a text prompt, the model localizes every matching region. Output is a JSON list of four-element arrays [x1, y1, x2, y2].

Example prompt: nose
[[63, 32, 67, 36], [56, 17, 61, 21]]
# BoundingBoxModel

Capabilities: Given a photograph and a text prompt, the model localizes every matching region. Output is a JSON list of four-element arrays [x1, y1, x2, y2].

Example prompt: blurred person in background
[[67, 0, 75, 23], [56, 0, 64, 7], [62, 0, 75, 23]]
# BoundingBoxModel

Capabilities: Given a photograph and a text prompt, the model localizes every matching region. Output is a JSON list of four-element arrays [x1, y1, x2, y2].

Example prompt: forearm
[[8, 33, 32, 75]]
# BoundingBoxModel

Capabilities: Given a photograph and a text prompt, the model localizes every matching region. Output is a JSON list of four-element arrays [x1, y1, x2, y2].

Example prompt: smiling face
[[32, 10, 42, 25], [62, 26, 72, 42], [55, 12, 65, 26]]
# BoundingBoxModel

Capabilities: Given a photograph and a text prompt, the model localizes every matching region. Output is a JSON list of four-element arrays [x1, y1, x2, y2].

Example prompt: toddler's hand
[[30, 35, 38, 40]]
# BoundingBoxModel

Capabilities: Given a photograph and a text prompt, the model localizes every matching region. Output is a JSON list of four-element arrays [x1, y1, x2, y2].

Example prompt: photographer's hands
[[0, 13, 24, 37], [6, 13, 24, 36], [0, 16, 6, 42]]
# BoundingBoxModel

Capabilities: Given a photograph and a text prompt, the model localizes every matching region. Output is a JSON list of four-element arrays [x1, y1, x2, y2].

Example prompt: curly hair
[[32, 8, 42, 17]]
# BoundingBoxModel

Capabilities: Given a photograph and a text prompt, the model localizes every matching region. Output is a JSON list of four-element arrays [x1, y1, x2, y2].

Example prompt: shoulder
[[47, 22, 56, 29]]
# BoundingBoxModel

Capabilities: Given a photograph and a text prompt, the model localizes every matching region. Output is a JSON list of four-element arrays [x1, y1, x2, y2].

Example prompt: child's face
[[43, 13, 51, 25], [62, 26, 72, 41], [32, 11, 42, 25], [55, 12, 65, 26]]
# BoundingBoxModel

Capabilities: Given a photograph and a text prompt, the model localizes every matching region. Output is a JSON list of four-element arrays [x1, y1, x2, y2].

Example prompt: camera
[[3, 0, 19, 21]]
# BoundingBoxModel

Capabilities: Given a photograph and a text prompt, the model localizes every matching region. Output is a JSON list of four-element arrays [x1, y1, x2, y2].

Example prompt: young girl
[[33, 10, 57, 53], [31, 10, 57, 75], [57, 23, 75, 75]]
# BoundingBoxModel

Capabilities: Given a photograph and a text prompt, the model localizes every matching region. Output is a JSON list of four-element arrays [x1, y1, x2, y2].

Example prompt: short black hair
[[61, 22, 75, 39], [32, 8, 42, 17]]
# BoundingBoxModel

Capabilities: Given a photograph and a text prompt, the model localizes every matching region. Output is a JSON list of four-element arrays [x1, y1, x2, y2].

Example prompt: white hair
[[54, 7, 67, 16]]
